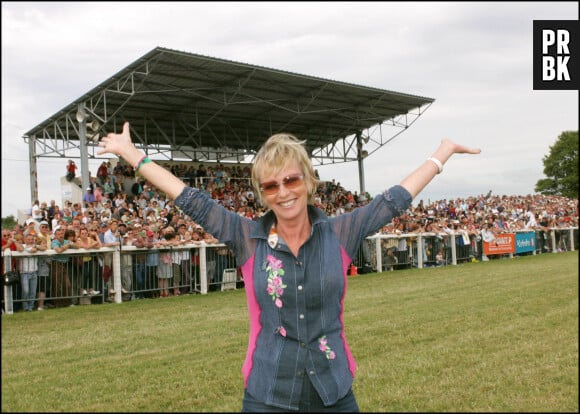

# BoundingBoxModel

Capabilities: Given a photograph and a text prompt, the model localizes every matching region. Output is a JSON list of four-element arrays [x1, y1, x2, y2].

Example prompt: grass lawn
[[2, 251, 578, 412]]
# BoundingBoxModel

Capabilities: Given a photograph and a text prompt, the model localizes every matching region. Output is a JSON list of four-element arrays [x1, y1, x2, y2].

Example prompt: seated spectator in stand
[[83, 187, 96, 206], [51, 212, 63, 231], [93, 184, 104, 204], [103, 176, 115, 200], [97, 161, 108, 184], [65, 160, 77, 182], [62, 208, 73, 224], [524, 206, 538, 229]]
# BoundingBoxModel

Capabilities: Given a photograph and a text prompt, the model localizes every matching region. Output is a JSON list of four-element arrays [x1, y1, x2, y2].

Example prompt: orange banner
[[483, 233, 515, 255]]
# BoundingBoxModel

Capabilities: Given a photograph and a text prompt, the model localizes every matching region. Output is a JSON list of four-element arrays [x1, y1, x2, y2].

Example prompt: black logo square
[[533, 20, 579, 90]]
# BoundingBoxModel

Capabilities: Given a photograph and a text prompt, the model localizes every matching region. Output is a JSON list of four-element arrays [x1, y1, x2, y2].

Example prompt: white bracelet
[[427, 157, 443, 174]]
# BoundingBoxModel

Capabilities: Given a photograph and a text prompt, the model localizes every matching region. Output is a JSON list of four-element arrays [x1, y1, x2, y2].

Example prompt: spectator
[[83, 187, 96, 206], [63, 229, 80, 303], [97, 161, 108, 185], [1, 228, 19, 278], [127, 224, 147, 299], [144, 229, 160, 298], [65, 160, 77, 182], [50, 227, 75, 308], [523, 206, 536, 229], [383, 247, 398, 271], [15, 233, 40, 312], [480, 223, 497, 261], [75, 227, 101, 296], [176, 223, 193, 294], [36, 221, 52, 310], [31, 199, 43, 222], [62, 208, 73, 224], [23, 219, 38, 237], [435, 249, 446, 266], [118, 222, 133, 297], [157, 226, 178, 298], [102, 219, 125, 298]]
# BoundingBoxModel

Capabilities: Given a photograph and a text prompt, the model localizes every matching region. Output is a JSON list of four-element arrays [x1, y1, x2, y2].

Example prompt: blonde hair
[[251, 133, 318, 206]]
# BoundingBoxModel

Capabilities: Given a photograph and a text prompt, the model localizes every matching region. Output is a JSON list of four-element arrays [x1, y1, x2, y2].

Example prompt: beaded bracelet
[[134, 156, 151, 172]]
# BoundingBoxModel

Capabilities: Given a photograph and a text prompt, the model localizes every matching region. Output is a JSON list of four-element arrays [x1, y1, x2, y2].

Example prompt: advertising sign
[[484, 233, 515, 255], [515, 231, 536, 254]]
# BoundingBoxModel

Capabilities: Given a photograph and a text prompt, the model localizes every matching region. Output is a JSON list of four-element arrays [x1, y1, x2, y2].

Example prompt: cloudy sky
[[2, 1, 578, 219]]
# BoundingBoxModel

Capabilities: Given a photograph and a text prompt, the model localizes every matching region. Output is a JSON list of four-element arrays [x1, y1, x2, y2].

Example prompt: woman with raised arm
[[98, 122, 480, 413]]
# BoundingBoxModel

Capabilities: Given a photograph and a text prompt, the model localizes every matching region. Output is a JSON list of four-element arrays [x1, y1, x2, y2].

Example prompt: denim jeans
[[134, 263, 146, 297], [241, 376, 359, 413], [20, 271, 38, 311]]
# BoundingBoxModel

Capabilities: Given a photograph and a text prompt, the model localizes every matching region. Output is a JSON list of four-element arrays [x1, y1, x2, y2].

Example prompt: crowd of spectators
[[2, 160, 578, 312], [8, 160, 580, 247]]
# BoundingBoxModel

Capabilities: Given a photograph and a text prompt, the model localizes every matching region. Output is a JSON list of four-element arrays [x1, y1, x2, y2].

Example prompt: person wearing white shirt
[[16, 233, 41, 311], [31, 200, 43, 222]]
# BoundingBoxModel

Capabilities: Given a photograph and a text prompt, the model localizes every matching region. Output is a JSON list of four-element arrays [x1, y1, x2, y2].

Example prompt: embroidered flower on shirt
[[275, 326, 287, 337], [265, 254, 286, 308], [318, 336, 336, 360]]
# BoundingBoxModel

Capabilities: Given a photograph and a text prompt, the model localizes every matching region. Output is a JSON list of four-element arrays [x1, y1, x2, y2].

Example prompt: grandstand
[[21, 46, 433, 207]]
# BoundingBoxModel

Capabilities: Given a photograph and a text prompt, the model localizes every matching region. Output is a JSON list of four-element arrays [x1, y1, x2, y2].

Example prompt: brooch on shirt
[[267, 226, 279, 249]]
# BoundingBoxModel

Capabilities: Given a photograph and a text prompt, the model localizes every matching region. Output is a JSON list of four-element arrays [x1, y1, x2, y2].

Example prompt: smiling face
[[259, 161, 309, 224], [251, 133, 318, 209]]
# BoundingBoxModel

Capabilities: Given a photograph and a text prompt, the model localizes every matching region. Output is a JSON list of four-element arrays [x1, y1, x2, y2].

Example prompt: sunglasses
[[259, 174, 304, 196]]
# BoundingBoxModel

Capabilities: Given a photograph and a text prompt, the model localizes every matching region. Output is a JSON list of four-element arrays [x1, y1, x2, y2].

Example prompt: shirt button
[[299, 314, 304, 320], [300, 342, 306, 348], [297, 285, 303, 291], [297, 371, 303, 377], [309, 370, 315, 375]]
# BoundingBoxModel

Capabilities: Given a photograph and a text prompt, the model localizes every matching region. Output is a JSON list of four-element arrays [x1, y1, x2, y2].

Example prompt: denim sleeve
[[174, 186, 255, 264], [331, 185, 412, 260]]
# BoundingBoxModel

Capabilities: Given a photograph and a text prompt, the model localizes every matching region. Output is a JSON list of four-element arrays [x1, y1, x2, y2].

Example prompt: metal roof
[[24, 46, 434, 166]]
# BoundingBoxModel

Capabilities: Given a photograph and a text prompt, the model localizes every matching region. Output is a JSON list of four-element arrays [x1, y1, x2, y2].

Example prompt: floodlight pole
[[356, 131, 366, 195], [77, 104, 91, 196]]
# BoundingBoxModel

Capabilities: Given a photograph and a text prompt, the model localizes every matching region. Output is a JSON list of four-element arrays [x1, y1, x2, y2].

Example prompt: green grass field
[[2, 252, 578, 412]]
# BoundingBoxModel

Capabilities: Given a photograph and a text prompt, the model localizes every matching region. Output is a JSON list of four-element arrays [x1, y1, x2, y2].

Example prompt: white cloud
[[2, 1, 578, 219]]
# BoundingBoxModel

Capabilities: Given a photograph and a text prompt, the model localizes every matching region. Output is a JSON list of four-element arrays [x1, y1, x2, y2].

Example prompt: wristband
[[134, 156, 151, 172], [427, 157, 443, 174], [133, 155, 147, 171]]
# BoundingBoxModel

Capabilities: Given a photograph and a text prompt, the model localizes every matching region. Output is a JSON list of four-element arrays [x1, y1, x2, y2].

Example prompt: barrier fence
[[2, 243, 238, 315], [3, 227, 577, 315], [350, 227, 578, 273]]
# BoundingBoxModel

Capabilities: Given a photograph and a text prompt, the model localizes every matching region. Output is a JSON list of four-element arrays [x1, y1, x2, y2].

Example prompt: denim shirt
[[175, 185, 411, 410]]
